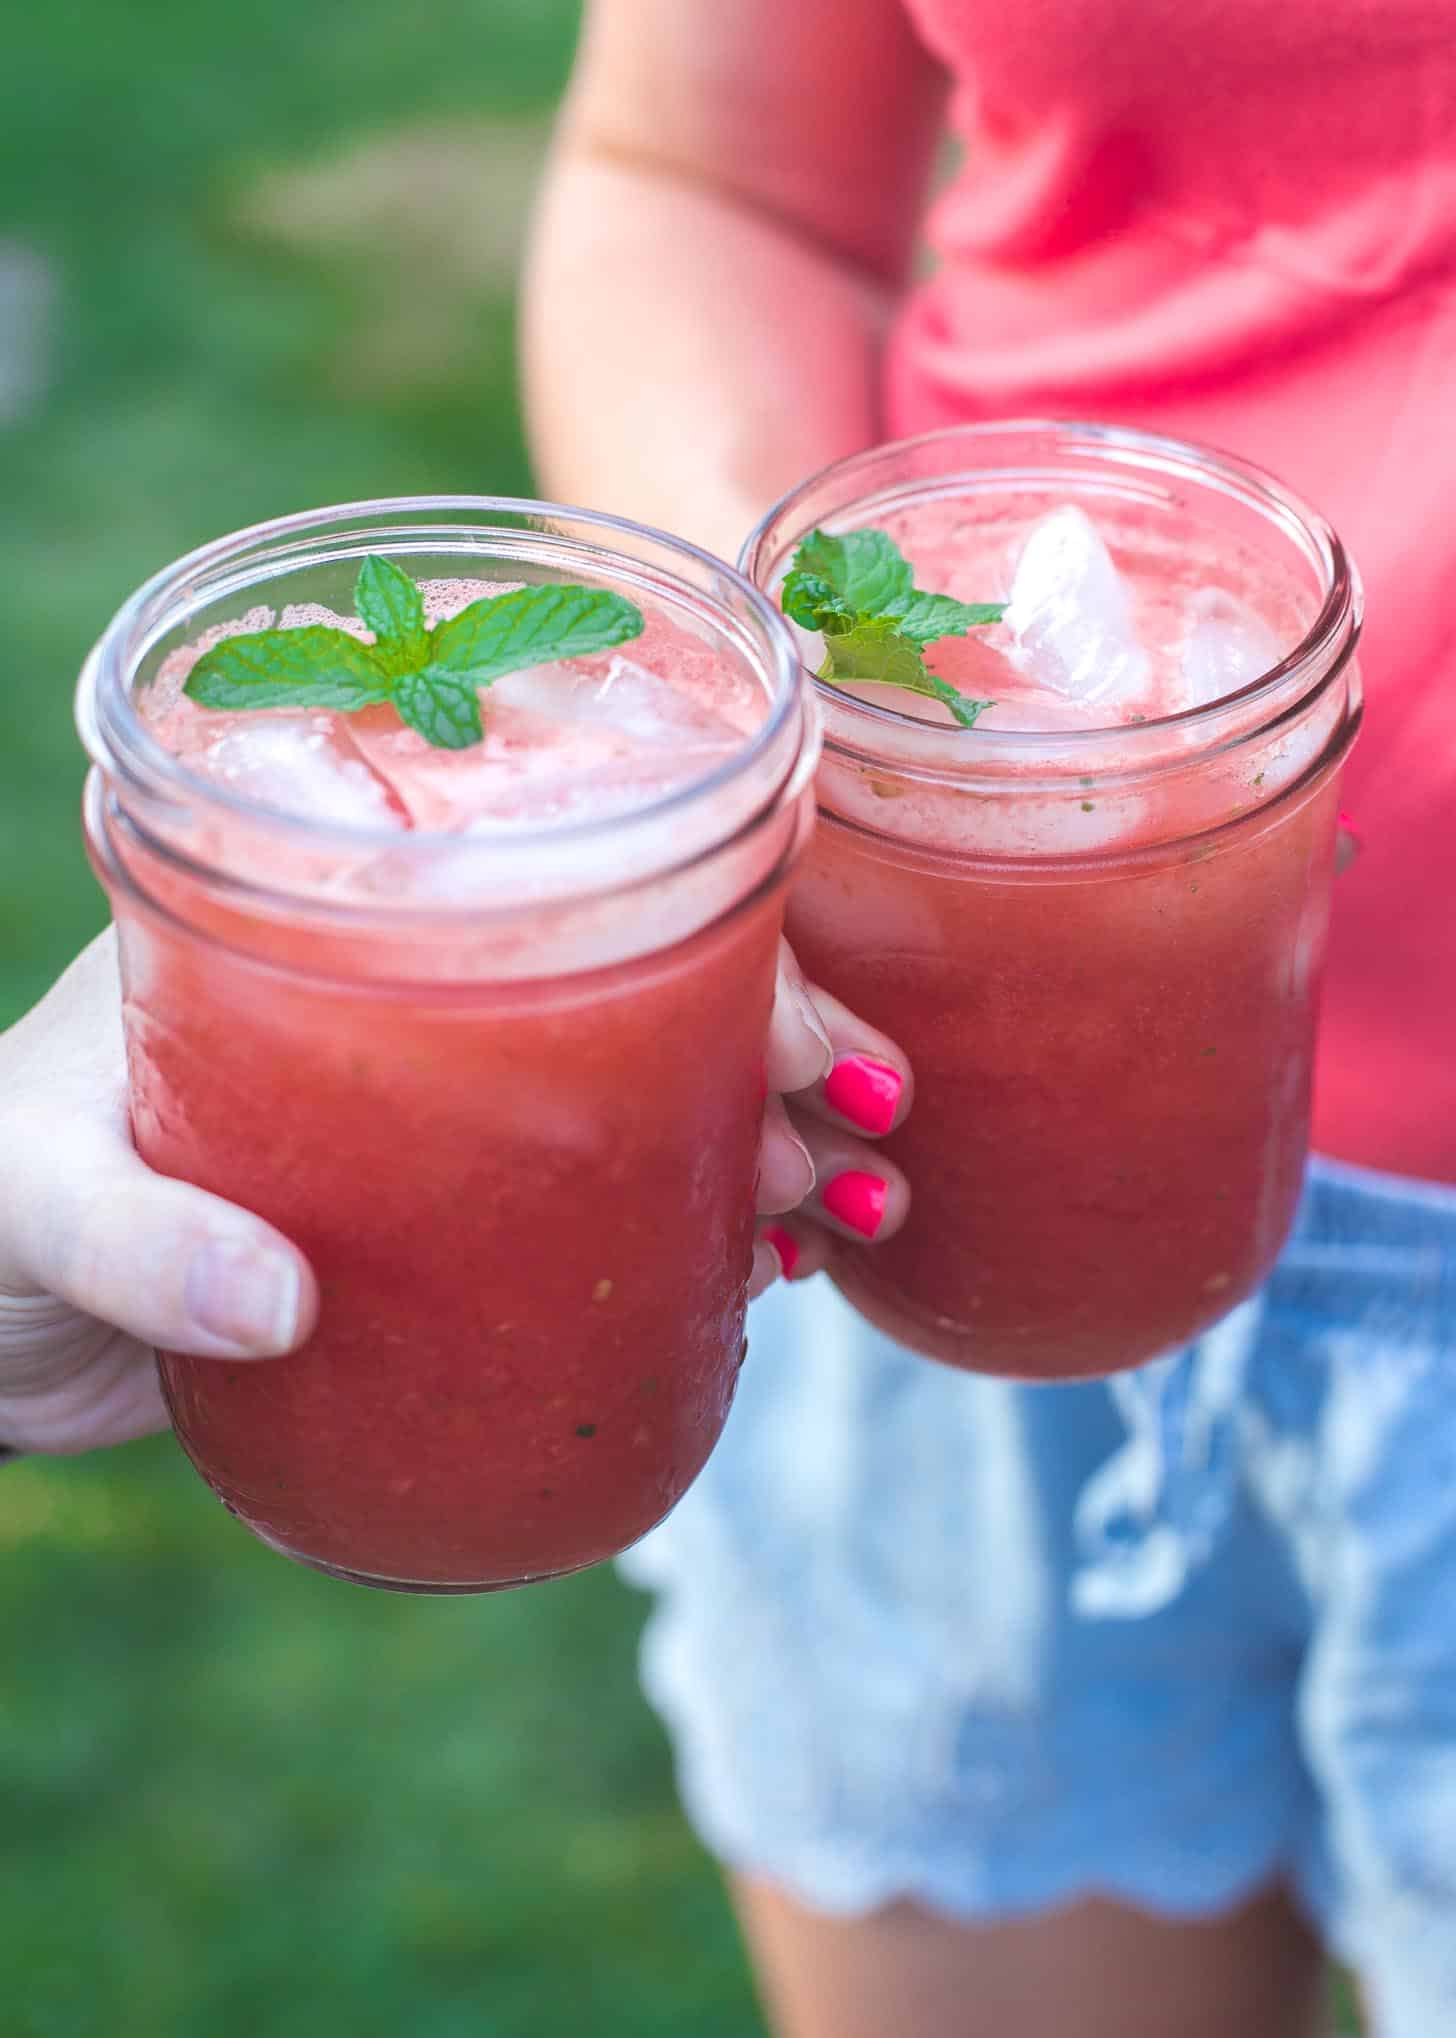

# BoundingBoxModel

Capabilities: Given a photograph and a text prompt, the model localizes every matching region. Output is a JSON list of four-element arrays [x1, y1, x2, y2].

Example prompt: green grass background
[[0, 3, 1359, 2030]]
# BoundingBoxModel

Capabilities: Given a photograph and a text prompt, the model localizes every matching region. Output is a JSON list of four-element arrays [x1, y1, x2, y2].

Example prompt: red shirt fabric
[[888, 0, 1456, 1182]]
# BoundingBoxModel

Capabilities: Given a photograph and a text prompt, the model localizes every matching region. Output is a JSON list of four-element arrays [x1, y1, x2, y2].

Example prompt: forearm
[[522, 141, 892, 563]]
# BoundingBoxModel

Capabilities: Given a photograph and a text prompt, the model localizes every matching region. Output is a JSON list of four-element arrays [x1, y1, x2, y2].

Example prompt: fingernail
[[824, 1055, 902, 1135], [821, 1170, 889, 1239], [762, 1225, 801, 1279], [1338, 808, 1364, 849], [185, 1239, 301, 1354]]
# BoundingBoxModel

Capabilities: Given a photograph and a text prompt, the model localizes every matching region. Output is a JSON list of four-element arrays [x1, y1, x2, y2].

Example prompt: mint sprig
[[781, 527, 1004, 728], [184, 557, 645, 750], [354, 555, 430, 676]]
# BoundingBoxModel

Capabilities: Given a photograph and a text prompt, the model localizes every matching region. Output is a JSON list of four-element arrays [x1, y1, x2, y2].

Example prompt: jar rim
[[77, 493, 808, 865], [740, 418, 1362, 778]]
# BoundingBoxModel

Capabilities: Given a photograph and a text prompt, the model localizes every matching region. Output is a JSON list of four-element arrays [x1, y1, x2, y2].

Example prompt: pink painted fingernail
[[824, 1055, 902, 1135], [1338, 808, 1363, 848], [822, 1170, 889, 1239], [762, 1226, 801, 1279]]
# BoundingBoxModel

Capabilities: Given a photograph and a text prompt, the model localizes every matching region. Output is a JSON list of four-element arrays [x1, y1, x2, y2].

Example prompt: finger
[[747, 1236, 783, 1301], [1, 930, 316, 1360], [0, 1121, 318, 1362], [789, 1114, 911, 1244], [0, 1304, 170, 1453], [755, 1093, 816, 1215], [789, 981, 913, 1136], [750, 1217, 834, 1297], [765, 939, 834, 1098]]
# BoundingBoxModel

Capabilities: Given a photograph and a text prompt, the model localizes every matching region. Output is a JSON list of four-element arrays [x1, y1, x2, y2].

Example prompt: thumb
[[1, 1120, 317, 1361]]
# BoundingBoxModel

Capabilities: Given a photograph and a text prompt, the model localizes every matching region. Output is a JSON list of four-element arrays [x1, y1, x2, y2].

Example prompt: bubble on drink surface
[[143, 607, 280, 719], [1004, 506, 1150, 706], [277, 602, 371, 640], [1175, 588, 1285, 710]]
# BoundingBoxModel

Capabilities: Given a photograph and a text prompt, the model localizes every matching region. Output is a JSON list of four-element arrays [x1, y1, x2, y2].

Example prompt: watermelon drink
[[77, 500, 815, 1588], [745, 423, 1361, 1379]]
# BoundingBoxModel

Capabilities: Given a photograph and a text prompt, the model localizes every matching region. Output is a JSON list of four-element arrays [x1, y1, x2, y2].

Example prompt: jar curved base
[[250, 1526, 595, 1596], [829, 1251, 1254, 1382]]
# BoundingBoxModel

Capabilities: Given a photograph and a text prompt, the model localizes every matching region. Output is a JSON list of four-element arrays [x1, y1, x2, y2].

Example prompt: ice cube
[[348, 610, 758, 833], [182, 714, 409, 829], [345, 701, 604, 832], [1176, 589, 1284, 709], [346, 695, 732, 835], [489, 651, 746, 756], [1004, 507, 1149, 705]]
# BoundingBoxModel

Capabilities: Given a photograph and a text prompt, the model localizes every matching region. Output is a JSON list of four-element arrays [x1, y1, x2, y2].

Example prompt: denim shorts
[[620, 1155, 1456, 2036]]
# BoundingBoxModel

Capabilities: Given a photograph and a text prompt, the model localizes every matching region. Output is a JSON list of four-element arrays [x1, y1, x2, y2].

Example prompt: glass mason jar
[[77, 499, 817, 1589], [743, 422, 1362, 1379]]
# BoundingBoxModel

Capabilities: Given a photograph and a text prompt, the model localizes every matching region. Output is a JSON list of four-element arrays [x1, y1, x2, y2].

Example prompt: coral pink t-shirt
[[888, 0, 1456, 1184]]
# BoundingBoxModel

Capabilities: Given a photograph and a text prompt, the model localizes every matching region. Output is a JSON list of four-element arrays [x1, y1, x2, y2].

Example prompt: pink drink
[[78, 502, 815, 1588], [746, 424, 1361, 1378]]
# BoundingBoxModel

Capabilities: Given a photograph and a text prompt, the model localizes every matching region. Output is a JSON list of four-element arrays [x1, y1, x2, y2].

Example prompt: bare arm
[[523, 6, 940, 1288], [522, 0, 946, 560]]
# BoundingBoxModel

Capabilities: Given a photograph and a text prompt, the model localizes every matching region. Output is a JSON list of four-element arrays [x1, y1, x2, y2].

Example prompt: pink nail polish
[[762, 1225, 801, 1279], [1338, 808, 1364, 849], [824, 1055, 902, 1135], [822, 1170, 889, 1239]]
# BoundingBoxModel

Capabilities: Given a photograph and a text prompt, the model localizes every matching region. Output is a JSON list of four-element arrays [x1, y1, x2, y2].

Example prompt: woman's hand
[[751, 938, 912, 1297], [0, 932, 317, 1455]]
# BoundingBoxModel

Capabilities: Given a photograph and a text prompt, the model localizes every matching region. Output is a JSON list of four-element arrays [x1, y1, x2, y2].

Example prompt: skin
[[736, 1880, 1333, 2038], [524, 1, 1340, 2030], [0, 932, 908, 1452]]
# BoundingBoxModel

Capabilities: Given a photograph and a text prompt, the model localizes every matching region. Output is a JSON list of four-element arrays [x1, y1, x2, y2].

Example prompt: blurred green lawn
[[0, 4, 765, 2032], [0, 2, 1361, 2030]]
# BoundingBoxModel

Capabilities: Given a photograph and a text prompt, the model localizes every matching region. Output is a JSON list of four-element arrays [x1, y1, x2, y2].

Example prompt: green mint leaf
[[820, 622, 995, 728], [355, 555, 429, 675], [819, 618, 937, 689], [431, 583, 644, 687], [784, 525, 1003, 728], [393, 663, 484, 750], [794, 527, 913, 617], [888, 590, 1007, 643], [185, 627, 391, 712], [918, 674, 996, 729], [780, 569, 855, 635], [181, 565, 646, 752]]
